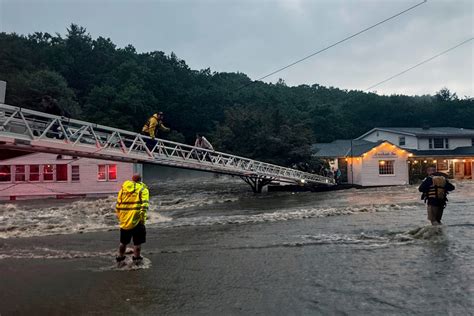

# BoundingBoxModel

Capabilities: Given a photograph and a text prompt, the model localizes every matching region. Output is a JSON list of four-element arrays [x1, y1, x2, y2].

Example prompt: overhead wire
[[238, 0, 428, 90], [364, 37, 474, 91]]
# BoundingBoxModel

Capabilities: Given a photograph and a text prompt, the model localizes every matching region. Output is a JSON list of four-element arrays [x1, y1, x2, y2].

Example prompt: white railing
[[0, 103, 335, 186]]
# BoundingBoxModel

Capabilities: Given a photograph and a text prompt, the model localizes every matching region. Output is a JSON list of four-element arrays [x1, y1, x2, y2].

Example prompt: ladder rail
[[0, 103, 335, 185]]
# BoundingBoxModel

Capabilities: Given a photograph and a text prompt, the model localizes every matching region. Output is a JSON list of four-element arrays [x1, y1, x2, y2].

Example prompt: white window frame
[[71, 165, 80, 182], [378, 160, 395, 176], [97, 165, 107, 182]]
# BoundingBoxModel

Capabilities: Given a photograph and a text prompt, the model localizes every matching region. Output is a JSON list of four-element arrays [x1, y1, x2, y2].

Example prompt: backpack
[[428, 176, 447, 201]]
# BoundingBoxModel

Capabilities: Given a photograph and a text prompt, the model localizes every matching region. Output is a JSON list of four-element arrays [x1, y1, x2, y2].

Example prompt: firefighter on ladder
[[141, 112, 170, 149]]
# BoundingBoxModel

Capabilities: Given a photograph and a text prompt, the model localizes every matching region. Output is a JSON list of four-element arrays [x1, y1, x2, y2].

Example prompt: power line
[[365, 37, 474, 91], [239, 0, 427, 90]]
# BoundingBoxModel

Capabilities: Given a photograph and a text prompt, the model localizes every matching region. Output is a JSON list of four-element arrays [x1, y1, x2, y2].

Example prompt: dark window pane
[[56, 164, 68, 181], [15, 165, 26, 182], [71, 165, 80, 182], [108, 165, 117, 180], [29, 165, 39, 182], [44, 164, 54, 181], [0, 165, 11, 182]]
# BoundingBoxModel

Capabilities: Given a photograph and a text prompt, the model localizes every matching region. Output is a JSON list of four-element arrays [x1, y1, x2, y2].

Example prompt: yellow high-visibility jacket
[[115, 180, 149, 230], [142, 114, 170, 139]]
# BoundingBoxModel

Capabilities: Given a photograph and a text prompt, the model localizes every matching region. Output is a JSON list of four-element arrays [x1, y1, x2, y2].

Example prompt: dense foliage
[[1, 25, 472, 168]]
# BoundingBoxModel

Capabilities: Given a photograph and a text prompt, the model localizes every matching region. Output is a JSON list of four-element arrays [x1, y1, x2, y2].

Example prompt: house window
[[379, 160, 394, 175], [445, 138, 449, 149], [15, 165, 26, 182], [71, 165, 80, 182], [98, 164, 117, 181], [399, 136, 406, 146], [29, 165, 40, 182], [437, 160, 449, 171], [43, 164, 54, 181], [108, 164, 117, 181], [56, 164, 68, 182], [0, 165, 11, 182], [431, 138, 444, 149], [98, 165, 107, 181]]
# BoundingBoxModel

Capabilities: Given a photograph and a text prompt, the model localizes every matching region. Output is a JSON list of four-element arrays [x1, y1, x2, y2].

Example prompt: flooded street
[[0, 174, 473, 315]]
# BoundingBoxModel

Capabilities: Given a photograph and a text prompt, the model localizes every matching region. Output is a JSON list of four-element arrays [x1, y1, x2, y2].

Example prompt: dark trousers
[[141, 132, 157, 151]]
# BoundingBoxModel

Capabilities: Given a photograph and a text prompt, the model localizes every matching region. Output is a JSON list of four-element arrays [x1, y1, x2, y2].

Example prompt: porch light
[[408, 153, 413, 157], [413, 160, 418, 164], [379, 160, 386, 165], [433, 160, 437, 163], [423, 160, 427, 163], [463, 159, 466, 162], [300, 179, 306, 184]]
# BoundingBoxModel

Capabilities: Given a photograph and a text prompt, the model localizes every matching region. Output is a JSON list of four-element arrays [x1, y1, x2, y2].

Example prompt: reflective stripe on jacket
[[115, 180, 149, 230]]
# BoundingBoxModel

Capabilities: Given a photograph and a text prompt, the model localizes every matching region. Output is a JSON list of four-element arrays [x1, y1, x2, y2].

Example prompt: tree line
[[1, 24, 472, 169]]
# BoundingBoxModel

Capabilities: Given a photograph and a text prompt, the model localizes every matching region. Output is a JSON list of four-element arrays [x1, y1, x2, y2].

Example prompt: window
[[430, 138, 445, 149], [437, 160, 449, 171], [379, 160, 394, 175], [472, 138, 474, 146], [15, 165, 26, 182], [29, 165, 40, 182], [98, 165, 107, 181], [98, 164, 117, 181], [56, 164, 68, 182], [108, 164, 117, 181], [43, 164, 54, 181], [445, 138, 449, 149], [399, 136, 406, 146], [0, 165, 11, 182], [71, 165, 80, 182]]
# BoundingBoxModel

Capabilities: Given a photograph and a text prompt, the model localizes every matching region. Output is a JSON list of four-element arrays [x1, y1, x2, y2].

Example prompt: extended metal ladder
[[0, 103, 335, 192]]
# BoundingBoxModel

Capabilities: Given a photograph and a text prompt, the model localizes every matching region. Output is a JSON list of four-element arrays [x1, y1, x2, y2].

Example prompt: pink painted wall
[[0, 152, 135, 200]]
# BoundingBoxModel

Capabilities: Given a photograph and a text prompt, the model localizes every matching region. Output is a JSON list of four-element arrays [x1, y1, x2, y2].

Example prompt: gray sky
[[1, 0, 473, 97]]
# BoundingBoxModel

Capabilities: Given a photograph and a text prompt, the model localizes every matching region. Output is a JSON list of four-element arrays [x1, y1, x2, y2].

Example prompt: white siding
[[360, 130, 418, 149], [347, 142, 410, 186], [449, 138, 472, 149], [418, 137, 472, 150], [0, 153, 135, 199]]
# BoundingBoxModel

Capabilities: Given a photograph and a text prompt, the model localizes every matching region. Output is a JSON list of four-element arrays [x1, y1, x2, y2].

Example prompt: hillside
[[1, 24, 472, 167]]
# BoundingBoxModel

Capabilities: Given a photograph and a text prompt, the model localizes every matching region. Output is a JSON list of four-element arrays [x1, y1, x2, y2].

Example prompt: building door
[[454, 162, 463, 179], [465, 161, 472, 179], [337, 158, 348, 183]]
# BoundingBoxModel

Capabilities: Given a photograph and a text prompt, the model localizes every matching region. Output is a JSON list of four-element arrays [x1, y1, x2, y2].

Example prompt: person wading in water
[[115, 174, 149, 266], [418, 166, 455, 225]]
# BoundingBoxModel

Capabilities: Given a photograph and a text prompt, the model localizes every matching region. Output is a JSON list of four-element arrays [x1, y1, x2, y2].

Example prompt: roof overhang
[[355, 128, 416, 140]]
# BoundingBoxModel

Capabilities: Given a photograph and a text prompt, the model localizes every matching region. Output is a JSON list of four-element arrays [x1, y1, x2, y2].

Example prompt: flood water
[[0, 169, 473, 315]]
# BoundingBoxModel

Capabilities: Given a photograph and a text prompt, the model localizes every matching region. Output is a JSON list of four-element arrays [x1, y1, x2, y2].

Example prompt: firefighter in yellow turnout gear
[[142, 112, 170, 139], [115, 174, 149, 265]]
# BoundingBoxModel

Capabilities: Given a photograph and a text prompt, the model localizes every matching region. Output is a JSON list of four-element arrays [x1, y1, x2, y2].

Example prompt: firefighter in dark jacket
[[418, 166, 455, 225]]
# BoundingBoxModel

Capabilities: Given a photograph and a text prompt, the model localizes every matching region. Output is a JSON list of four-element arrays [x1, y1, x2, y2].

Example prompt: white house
[[0, 152, 141, 200], [313, 127, 474, 186]]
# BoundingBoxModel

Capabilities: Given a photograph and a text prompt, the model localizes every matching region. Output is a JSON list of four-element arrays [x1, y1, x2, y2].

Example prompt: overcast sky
[[1, 0, 472, 97]]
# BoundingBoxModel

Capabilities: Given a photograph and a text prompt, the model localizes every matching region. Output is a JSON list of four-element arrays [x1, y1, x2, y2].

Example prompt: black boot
[[132, 256, 143, 265]]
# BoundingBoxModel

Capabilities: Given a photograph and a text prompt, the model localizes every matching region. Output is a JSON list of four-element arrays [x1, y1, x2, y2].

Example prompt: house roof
[[407, 146, 474, 157], [312, 140, 387, 158], [356, 127, 474, 139]]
